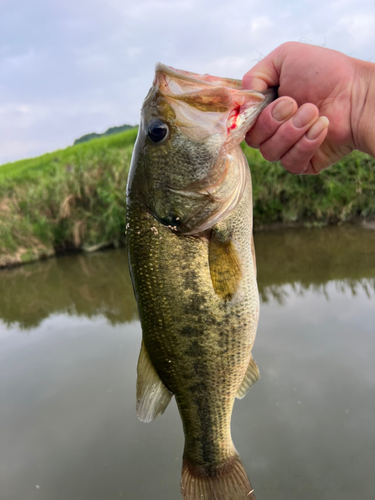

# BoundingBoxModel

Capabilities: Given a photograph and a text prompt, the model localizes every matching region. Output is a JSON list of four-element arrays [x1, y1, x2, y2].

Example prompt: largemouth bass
[[126, 64, 274, 500]]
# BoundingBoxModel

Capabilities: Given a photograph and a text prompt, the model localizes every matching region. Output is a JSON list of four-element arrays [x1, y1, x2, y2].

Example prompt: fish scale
[[126, 63, 274, 499]]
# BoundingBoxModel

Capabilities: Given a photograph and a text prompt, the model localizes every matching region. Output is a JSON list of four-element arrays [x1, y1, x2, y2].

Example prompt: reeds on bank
[[0, 126, 374, 267]]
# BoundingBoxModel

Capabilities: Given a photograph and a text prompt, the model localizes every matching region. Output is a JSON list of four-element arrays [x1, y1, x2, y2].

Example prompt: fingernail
[[306, 116, 329, 140], [272, 100, 294, 122], [292, 105, 315, 128]]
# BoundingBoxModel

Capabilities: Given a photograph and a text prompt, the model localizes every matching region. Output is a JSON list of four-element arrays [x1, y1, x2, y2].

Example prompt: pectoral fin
[[236, 354, 260, 399], [136, 341, 173, 422], [209, 227, 242, 301]]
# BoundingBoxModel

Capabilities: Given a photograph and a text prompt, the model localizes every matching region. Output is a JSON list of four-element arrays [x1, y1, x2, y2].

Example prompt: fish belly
[[128, 171, 259, 495]]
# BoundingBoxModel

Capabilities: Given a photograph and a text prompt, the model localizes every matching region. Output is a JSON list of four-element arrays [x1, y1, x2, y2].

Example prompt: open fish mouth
[[155, 63, 251, 91], [153, 62, 276, 145]]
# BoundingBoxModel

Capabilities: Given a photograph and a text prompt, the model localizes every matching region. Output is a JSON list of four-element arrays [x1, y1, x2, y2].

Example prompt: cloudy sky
[[1, 0, 375, 165]]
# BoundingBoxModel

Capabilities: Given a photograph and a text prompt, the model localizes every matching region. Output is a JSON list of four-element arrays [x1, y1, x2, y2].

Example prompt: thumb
[[242, 47, 285, 91]]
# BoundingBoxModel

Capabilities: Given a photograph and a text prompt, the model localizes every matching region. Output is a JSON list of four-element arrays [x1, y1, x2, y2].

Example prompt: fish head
[[127, 64, 275, 234]]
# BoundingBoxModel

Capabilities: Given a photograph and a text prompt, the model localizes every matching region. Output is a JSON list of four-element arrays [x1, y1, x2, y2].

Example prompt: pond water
[[0, 226, 374, 500]]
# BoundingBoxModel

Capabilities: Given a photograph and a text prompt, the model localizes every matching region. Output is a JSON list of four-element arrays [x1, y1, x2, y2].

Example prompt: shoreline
[[2, 218, 374, 271], [1, 129, 375, 271]]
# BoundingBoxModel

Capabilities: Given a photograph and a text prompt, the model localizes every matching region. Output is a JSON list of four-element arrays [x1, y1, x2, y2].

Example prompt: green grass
[[0, 128, 137, 266], [243, 146, 375, 227], [1, 126, 374, 267], [0, 127, 138, 181]]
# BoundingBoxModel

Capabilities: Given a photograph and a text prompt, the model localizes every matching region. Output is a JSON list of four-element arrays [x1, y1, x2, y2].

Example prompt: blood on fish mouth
[[227, 105, 241, 131]]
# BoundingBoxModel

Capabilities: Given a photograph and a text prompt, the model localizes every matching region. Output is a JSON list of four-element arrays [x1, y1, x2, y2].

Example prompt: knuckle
[[245, 135, 260, 149], [281, 145, 312, 173], [310, 159, 323, 175], [280, 41, 294, 50], [281, 157, 307, 174], [258, 108, 279, 133], [296, 138, 317, 155], [260, 146, 280, 162], [274, 120, 304, 144]]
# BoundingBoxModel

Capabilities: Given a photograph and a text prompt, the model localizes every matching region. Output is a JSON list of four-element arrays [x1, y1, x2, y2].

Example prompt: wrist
[[351, 58, 375, 157]]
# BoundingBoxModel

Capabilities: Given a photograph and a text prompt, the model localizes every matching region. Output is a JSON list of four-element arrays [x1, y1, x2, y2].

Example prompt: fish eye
[[147, 119, 168, 143]]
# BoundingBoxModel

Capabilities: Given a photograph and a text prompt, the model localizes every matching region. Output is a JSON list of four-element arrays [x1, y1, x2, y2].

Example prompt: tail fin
[[181, 455, 256, 500]]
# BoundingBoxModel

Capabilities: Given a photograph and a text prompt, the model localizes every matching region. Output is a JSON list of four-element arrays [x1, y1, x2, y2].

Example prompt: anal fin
[[136, 341, 173, 422], [236, 354, 260, 399]]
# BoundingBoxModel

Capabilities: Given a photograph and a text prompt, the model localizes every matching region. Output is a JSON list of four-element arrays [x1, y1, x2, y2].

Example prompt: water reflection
[[256, 226, 375, 303], [260, 278, 375, 305], [0, 226, 374, 500], [1, 226, 375, 329], [0, 250, 138, 329]]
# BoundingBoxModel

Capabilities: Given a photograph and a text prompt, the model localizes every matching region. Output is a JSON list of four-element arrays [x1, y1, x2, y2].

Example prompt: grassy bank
[[1, 127, 375, 267], [243, 147, 375, 229], [0, 129, 137, 267]]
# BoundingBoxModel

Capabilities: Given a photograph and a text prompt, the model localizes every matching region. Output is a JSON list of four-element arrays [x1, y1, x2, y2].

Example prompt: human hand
[[243, 42, 374, 174]]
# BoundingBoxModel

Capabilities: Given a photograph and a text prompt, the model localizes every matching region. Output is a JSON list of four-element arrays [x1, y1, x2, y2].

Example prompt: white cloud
[[1, 0, 375, 163], [204, 56, 248, 77], [0, 49, 40, 75], [121, 0, 194, 20], [338, 13, 375, 47], [250, 15, 274, 32], [0, 139, 44, 165], [126, 47, 143, 59], [74, 52, 112, 72]]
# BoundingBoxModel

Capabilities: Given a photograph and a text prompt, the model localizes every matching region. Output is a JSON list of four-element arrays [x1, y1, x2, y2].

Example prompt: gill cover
[[130, 64, 274, 234]]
